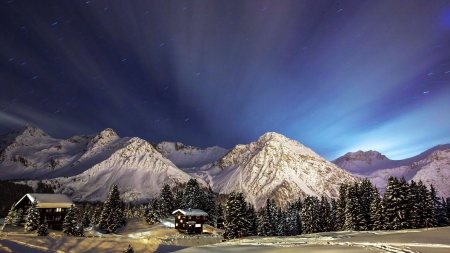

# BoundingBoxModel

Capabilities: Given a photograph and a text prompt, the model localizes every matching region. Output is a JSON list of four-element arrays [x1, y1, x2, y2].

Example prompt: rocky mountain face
[[0, 126, 194, 202], [186, 132, 358, 209], [333, 145, 450, 195], [42, 137, 194, 202], [155, 141, 228, 168]]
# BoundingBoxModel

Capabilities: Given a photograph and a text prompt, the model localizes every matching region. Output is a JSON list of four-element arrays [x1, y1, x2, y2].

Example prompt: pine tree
[[246, 204, 257, 236], [319, 196, 331, 232], [181, 178, 205, 209], [159, 183, 174, 218], [25, 200, 40, 232], [12, 208, 22, 226], [276, 208, 286, 236], [267, 199, 279, 235], [145, 198, 160, 225], [257, 208, 272, 236], [370, 190, 383, 230], [82, 213, 91, 228], [123, 243, 134, 253], [301, 196, 320, 234], [223, 192, 250, 239], [173, 188, 183, 210], [344, 183, 366, 231], [91, 206, 101, 226], [417, 180, 436, 228], [37, 219, 49, 236], [63, 204, 79, 236], [405, 180, 420, 229], [383, 176, 409, 230], [329, 199, 337, 231], [5, 204, 16, 225], [335, 184, 348, 231], [429, 184, 447, 227], [358, 178, 375, 230], [99, 185, 127, 233], [203, 186, 217, 227]]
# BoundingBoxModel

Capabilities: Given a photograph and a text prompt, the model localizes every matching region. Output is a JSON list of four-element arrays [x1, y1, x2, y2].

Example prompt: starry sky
[[1, 0, 450, 160]]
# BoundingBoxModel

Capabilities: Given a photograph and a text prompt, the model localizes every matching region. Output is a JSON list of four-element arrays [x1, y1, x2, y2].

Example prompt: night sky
[[1, 0, 450, 160]]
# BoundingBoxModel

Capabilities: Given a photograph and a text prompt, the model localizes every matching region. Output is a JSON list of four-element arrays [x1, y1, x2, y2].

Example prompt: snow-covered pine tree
[[267, 199, 279, 235], [173, 188, 183, 210], [430, 185, 447, 227], [246, 203, 257, 236], [319, 196, 331, 232], [25, 200, 40, 232], [344, 183, 366, 231], [335, 183, 348, 231], [256, 207, 272, 236], [123, 243, 134, 253], [405, 180, 420, 229], [12, 208, 22, 226], [82, 213, 91, 228], [440, 197, 450, 226], [329, 198, 337, 231], [204, 186, 216, 227], [37, 219, 49, 236], [369, 189, 383, 230], [276, 208, 287, 236], [216, 203, 224, 228], [383, 176, 407, 230], [5, 204, 16, 225], [223, 192, 250, 239], [301, 195, 320, 234], [444, 197, 450, 223], [358, 178, 375, 230], [181, 178, 205, 209], [159, 183, 174, 218], [63, 204, 79, 236], [91, 206, 101, 226], [417, 180, 436, 228], [145, 198, 160, 225], [99, 185, 127, 233]]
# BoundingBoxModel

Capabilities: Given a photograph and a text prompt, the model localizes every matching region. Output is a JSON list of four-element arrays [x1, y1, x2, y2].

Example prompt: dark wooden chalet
[[15, 193, 73, 230], [172, 208, 208, 234]]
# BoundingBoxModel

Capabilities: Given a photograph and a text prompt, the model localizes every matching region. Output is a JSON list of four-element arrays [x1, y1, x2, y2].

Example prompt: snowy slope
[[333, 145, 450, 196], [188, 132, 358, 209], [155, 142, 228, 168], [0, 125, 198, 202], [41, 137, 195, 202]]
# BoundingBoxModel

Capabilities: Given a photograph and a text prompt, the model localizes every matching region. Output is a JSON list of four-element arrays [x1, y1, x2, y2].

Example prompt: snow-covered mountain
[[0, 125, 195, 202], [42, 137, 194, 202], [186, 132, 358, 209], [154, 142, 228, 168], [333, 145, 450, 195]]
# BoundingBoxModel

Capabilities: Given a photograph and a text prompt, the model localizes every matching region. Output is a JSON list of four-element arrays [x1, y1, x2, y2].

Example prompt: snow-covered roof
[[172, 209, 208, 216], [16, 193, 73, 208]]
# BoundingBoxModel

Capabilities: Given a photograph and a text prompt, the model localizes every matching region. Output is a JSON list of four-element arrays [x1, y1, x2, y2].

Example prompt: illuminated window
[[176, 223, 178, 226], [178, 215, 180, 219], [195, 224, 201, 228], [55, 216, 61, 221], [56, 208, 62, 212], [180, 220, 183, 223], [188, 216, 191, 219]]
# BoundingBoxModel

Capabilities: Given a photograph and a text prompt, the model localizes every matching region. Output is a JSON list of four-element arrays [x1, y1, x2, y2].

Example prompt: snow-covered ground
[[1, 216, 449, 253]]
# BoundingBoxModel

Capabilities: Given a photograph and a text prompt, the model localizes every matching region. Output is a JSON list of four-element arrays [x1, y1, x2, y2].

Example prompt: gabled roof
[[172, 209, 208, 216], [16, 193, 73, 208]]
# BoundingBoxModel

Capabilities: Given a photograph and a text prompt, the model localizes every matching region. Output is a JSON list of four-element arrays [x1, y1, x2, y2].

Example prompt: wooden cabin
[[172, 208, 208, 234], [14, 193, 73, 230]]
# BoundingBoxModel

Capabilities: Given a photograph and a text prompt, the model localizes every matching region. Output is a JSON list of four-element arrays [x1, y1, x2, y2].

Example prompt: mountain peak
[[337, 150, 389, 163], [19, 124, 48, 138]]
